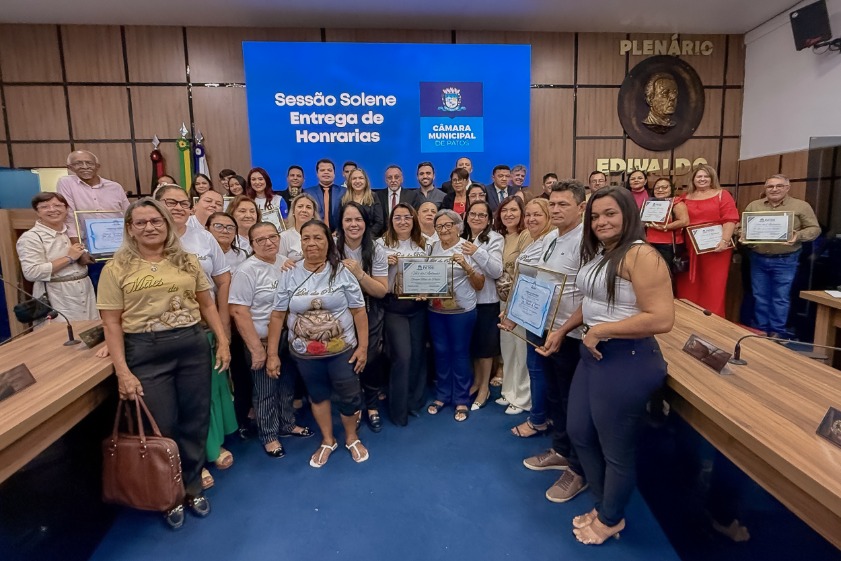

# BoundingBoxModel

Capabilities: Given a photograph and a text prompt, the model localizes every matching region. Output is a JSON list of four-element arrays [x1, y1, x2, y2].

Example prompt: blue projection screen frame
[[242, 42, 531, 188]]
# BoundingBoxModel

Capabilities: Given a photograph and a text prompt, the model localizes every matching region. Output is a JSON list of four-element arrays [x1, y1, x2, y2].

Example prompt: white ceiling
[[0, 0, 801, 34]]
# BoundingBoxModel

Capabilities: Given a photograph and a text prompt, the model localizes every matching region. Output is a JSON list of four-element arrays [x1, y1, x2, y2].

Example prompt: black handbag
[[670, 232, 688, 274], [13, 292, 55, 323]]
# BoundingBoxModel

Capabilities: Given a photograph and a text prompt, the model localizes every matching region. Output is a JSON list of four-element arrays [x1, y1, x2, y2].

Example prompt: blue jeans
[[428, 309, 477, 407], [750, 250, 800, 336], [526, 331, 547, 426]]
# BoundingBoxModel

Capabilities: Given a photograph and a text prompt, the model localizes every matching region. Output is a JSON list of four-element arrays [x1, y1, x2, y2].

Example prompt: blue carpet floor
[[90, 401, 680, 561]]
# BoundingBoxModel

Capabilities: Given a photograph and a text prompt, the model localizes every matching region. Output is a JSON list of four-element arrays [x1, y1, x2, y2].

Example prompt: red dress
[[675, 190, 739, 317]]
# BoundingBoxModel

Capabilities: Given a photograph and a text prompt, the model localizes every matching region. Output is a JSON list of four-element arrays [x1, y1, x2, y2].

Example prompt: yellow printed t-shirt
[[97, 255, 212, 333]]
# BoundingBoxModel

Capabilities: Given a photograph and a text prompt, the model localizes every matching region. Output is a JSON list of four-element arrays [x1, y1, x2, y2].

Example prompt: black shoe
[[264, 443, 286, 458], [408, 409, 421, 418], [185, 495, 211, 518], [164, 505, 185, 529], [367, 412, 383, 433], [237, 425, 255, 440], [279, 426, 315, 439]]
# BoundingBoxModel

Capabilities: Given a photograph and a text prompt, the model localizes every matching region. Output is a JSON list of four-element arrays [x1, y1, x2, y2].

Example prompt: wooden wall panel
[[681, 34, 727, 86], [73, 142, 136, 194], [329, 29, 449, 43], [187, 27, 320, 83], [0, 108, 5, 141], [0, 147, 9, 168], [781, 150, 809, 180], [627, 33, 673, 71], [530, 89, 574, 178], [624, 141, 671, 179], [67, 86, 130, 139], [720, 138, 740, 185], [727, 35, 745, 86], [0, 25, 62, 82], [577, 33, 626, 85], [576, 88, 622, 136], [723, 88, 742, 137], [61, 26, 125, 83], [695, 89, 722, 137], [137, 141, 180, 196], [738, 155, 780, 185], [576, 139, 623, 182], [191, 87, 251, 176], [130, 86, 190, 140], [125, 26, 187, 83], [457, 31, 574, 85], [788, 181, 806, 200], [11, 143, 71, 168], [4, 86, 69, 141], [674, 138, 719, 190]]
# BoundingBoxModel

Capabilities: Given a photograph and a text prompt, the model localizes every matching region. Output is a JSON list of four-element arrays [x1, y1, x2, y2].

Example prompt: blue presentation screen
[[242, 42, 531, 188]]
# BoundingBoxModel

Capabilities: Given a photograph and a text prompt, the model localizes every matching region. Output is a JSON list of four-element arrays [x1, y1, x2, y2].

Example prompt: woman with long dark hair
[[336, 202, 388, 431], [191, 173, 214, 196], [246, 167, 285, 230], [557, 186, 673, 544], [341, 168, 385, 238], [266, 219, 369, 467], [625, 169, 650, 209]]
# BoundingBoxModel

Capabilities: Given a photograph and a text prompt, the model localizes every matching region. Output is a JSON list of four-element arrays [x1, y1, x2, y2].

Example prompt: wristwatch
[[65, 255, 75, 264]]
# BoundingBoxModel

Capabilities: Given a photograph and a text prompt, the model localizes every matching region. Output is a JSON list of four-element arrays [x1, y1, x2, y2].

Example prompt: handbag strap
[[134, 396, 164, 438]]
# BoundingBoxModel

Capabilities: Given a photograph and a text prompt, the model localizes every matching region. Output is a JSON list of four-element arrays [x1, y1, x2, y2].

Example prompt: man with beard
[[414, 161, 445, 209]]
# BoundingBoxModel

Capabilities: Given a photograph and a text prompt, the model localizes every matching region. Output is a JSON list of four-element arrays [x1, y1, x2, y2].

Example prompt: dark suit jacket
[[376, 188, 419, 227], [441, 180, 484, 196], [487, 184, 521, 212], [303, 184, 345, 231]]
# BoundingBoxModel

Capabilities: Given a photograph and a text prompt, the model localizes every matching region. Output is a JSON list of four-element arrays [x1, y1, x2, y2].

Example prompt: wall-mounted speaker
[[790, 0, 833, 50]]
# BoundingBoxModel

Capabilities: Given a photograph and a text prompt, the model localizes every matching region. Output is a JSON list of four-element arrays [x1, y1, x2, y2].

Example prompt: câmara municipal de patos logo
[[440, 87, 466, 112], [419, 81, 484, 153]]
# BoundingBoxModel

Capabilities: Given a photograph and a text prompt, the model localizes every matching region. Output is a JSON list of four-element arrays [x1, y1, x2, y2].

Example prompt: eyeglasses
[[435, 222, 455, 232], [210, 223, 236, 233], [37, 204, 67, 211], [392, 215, 413, 223], [161, 198, 191, 209], [765, 184, 789, 190], [69, 161, 97, 169], [468, 212, 488, 219], [253, 234, 280, 246], [132, 218, 165, 229]]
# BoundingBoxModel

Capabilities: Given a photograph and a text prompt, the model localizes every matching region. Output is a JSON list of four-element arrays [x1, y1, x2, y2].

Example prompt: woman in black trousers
[[560, 187, 674, 544]]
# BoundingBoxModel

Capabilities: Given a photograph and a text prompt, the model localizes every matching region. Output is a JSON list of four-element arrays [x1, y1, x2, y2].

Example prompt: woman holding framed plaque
[[377, 203, 429, 426], [246, 167, 285, 231], [642, 178, 689, 269], [674, 165, 739, 317], [340, 168, 385, 238], [336, 203, 388, 432], [461, 200, 504, 410], [426, 209, 485, 422], [510, 198, 554, 437], [563, 186, 673, 544]]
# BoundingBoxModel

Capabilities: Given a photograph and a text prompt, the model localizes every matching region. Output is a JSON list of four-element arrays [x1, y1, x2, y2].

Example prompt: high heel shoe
[[573, 517, 625, 545], [572, 508, 598, 529]]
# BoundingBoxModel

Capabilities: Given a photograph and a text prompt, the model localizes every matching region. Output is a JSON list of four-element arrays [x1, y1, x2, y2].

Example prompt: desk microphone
[[729, 334, 841, 365], [0, 273, 81, 346]]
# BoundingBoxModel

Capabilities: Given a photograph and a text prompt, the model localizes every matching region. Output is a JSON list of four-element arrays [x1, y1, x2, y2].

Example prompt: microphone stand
[[729, 333, 841, 365], [0, 274, 82, 346]]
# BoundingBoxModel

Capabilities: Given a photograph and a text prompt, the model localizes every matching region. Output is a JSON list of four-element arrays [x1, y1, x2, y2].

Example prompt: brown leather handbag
[[102, 396, 185, 511]]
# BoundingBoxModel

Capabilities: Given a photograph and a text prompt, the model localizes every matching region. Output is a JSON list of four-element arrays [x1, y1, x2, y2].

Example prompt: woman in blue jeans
[[426, 209, 485, 422], [555, 187, 674, 544]]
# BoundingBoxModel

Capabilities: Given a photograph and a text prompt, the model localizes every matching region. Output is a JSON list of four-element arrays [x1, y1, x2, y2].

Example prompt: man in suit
[[487, 165, 519, 212], [377, 165, 418, 224], [441, 157, 483, 195], [303, 158, 345, 231]]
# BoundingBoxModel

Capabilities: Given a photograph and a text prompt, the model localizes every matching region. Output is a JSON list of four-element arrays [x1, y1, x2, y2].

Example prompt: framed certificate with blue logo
[[503, 265, 566, 340], [395, 256, 453, 299], [74, 210, 125, 261]]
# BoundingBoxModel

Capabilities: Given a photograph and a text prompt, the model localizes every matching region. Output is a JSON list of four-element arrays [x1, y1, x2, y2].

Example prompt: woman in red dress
[[675, 164, 739, 317]]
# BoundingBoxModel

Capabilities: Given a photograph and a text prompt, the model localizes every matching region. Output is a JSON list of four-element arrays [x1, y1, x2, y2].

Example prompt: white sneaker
[[505, 404, 523, 415], [495, 397, 509, 406]]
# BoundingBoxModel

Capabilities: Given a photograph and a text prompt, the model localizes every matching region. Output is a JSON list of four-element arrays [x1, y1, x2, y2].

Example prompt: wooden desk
[[658, 300, 841, 550], [0, 321, 113, 484], [800, 290, 841, 367]]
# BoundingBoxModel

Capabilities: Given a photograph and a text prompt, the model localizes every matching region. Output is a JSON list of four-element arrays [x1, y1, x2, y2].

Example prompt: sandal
[[427, 401, 445, 415], [345, 439, 370, 463], [573, 517, 625, 545], [511, 420, 547, 438], [201, 467, 214, 489], [214, 447, 233, 470], [573, 509, 599, 529], [281, 426, 315, 438], [490, 376, 503, 387], [309, 441, 339, 468], [454, 407, 469, 422]]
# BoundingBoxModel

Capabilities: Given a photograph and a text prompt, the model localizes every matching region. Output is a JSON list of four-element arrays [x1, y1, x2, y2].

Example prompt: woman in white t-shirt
[[227, 195, 258, 255], [229, 222, 313, 459], [377, 203, 429, 426], [336, 202, 388, 432], [278, 193, 318, 266], [266, 220, 369, 468], [245, 167, 285, 231], [426, 209, 485, 423], [206, 212, 248, 272]]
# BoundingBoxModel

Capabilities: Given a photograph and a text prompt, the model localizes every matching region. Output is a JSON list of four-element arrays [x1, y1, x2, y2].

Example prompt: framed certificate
[[261, 207, 286, 232], [502, 264, 566, 342], [395, 256, 453, 299], [74, 210, 125, 260], [686, 223, 724, 254], [640, 199, 672, 224], [741, 211, 793, 244]]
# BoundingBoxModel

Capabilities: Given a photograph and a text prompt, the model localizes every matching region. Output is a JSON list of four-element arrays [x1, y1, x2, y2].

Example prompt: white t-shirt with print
[[467, 230, 504, 305], [376, 237, 427, 292], [179, 227, 230, 295], [427, 238, 479, 313], [341, 243, 389, 278], [229, 257, 281, 338]]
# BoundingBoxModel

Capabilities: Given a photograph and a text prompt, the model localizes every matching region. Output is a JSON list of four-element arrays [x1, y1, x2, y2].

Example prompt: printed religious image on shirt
[[292, 298, 349, 355], [144, 294, 199, 332]]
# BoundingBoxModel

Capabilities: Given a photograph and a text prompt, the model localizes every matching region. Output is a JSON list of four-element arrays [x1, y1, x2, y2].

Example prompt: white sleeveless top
[[576, 247, 641, 327]]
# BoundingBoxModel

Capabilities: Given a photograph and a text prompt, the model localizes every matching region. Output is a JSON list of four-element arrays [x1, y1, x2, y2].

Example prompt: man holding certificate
[[741, 175, 820, 337]]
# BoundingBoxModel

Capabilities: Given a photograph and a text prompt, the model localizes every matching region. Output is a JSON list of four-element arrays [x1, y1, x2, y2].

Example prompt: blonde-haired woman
[[341, 168, 384, 237], [97, 198, 230, 529], [279, 193, 319, 265], [675, 164, 739, 317]]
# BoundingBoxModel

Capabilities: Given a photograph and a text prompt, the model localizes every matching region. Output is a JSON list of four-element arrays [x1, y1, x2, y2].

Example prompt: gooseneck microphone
[[729, 333, 841, 365], [0, 273, 81, 346]]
